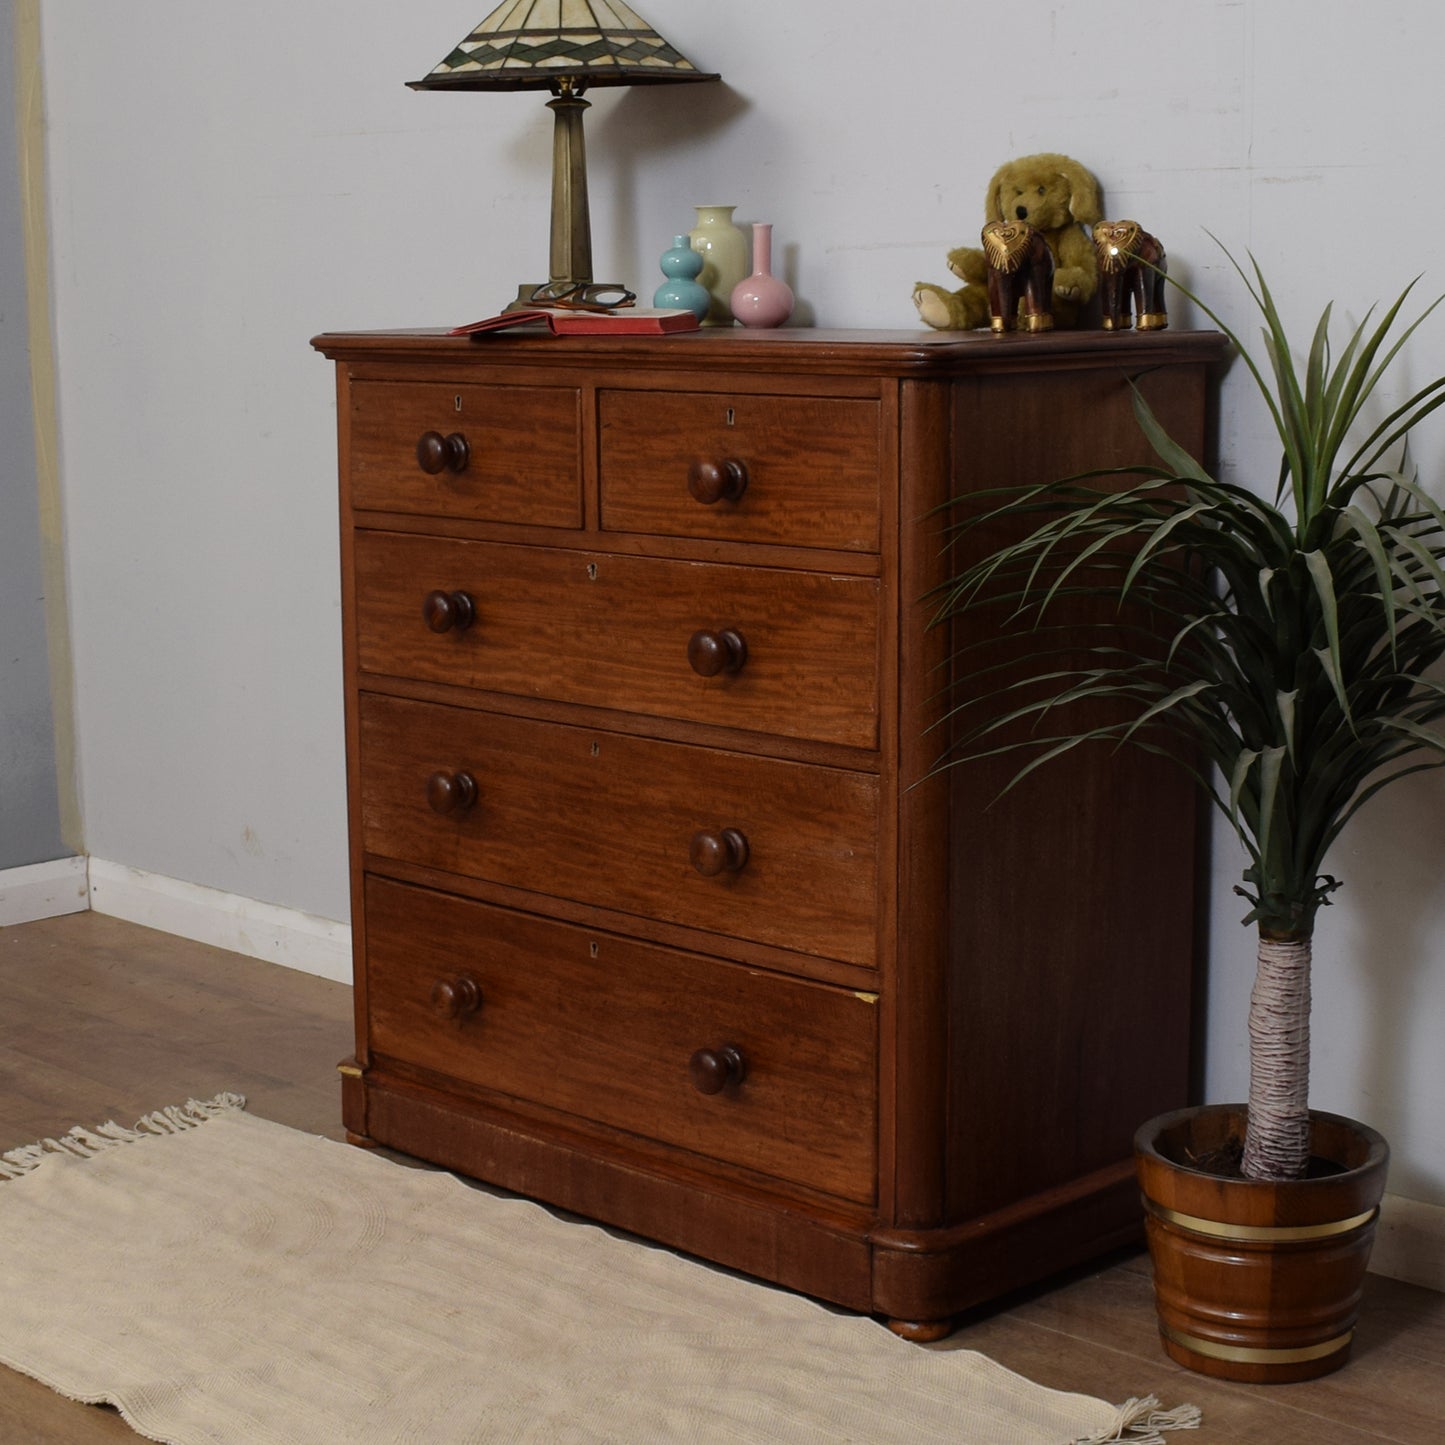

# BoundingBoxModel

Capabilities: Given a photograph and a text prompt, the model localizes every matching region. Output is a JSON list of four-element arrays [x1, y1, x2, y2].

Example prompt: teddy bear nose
[[1015, 205, 1030, 220]]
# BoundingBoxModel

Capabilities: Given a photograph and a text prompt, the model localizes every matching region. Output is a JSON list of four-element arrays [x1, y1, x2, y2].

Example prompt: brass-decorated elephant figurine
[[1094, 220, 1168, 332], [981, 221, 1055, 334]]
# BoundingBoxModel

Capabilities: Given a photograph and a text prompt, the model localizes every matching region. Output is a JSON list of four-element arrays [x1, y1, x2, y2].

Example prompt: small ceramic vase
[[730, 223, 795, 329], [688, 204, 748, 326], [652, 235, 711, 321]]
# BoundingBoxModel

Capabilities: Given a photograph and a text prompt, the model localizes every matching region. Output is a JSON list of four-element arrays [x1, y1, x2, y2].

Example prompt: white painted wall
[[30, 2, 1445, 1207]]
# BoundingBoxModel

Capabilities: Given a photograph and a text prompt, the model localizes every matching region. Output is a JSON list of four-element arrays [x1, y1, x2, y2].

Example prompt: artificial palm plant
[[932, 252, 1445, 1182]]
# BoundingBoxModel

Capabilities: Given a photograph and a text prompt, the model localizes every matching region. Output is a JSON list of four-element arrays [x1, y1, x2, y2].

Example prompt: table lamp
[[408, 1, 720, 308]]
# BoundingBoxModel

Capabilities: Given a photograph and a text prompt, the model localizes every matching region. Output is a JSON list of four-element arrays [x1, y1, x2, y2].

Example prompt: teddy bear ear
[[984, 161, 1012, 222], [1058, 157, 1102, 224]]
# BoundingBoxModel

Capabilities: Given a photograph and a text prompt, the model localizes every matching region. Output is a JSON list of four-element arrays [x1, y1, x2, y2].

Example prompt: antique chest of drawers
[[312, 325, 1224, 1337]]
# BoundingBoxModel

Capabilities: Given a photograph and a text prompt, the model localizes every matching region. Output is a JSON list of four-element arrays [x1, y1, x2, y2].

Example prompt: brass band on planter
[[1146, 1200, 1378, 1243], [1161, 1321, 1353, 1366]]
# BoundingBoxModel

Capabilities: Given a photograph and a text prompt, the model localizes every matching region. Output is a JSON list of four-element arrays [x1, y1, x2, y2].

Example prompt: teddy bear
[[913, 153, 1103, 331]]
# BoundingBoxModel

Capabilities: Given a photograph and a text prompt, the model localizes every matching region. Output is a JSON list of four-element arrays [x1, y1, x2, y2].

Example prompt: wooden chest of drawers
[[313, 325, 1224, 1337]]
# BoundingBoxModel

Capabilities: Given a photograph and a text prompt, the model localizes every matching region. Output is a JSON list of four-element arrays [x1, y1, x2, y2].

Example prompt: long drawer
[[348, 381, 582, 527], [359, 693, 879, 966], [353, 530, 881, 749], [598, 389, 881, 551], [364, 877, 878, 1203]]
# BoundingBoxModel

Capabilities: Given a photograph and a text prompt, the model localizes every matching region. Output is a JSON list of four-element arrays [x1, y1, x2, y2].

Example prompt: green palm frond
[[930, 250, 1445, 937]]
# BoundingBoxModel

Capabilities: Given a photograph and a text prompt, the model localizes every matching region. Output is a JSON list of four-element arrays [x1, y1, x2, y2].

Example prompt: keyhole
[[590, 741, 600, 757], [725, 407, 736, 427], [589, 941, 600, 959], [454, 395, 463, 412], [586, 563, 598, 581]]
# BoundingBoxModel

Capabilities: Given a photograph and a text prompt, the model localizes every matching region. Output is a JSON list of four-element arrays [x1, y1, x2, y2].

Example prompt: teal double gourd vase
[[653, 235, 711, 322]]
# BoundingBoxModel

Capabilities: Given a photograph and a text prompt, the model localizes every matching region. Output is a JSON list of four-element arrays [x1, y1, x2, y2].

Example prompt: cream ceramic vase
[[688, 205, 748, 326]]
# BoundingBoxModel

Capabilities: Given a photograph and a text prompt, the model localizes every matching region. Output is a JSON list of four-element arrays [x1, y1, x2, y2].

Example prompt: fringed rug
[[0, 1096, 1199, 1445]]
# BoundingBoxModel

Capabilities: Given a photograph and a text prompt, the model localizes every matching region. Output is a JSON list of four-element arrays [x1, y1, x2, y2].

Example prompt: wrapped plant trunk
[[1244, 932, 1312, 1180]]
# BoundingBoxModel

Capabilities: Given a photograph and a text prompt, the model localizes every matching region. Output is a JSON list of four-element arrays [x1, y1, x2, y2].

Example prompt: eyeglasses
[[529, 281, 637, 312]]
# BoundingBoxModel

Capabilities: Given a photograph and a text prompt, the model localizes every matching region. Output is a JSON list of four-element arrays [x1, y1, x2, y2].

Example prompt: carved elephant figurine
[[1094, 220, 1168, 331], [981, 220, 1055, 334]]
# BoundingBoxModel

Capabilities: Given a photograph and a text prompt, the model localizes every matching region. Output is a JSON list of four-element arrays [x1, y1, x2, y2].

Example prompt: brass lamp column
[[407, 1, 719, 304], [547, 79, 592, 287]]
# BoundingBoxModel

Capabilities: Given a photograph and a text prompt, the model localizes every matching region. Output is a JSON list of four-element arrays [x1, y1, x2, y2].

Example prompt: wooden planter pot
[[1134, 1104, 1389, 1383]]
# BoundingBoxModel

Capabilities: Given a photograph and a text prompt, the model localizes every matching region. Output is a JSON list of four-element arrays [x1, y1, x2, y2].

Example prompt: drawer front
[[359, 694, 879, 966], [364, 877, 878, 1202], [354, 530, 881, 749], [348, 381, 582, 527], [599, 390, 881, 551]]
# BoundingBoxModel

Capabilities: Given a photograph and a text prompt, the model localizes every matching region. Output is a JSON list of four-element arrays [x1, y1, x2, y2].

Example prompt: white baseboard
[[87, 858, 353, 985], [1373, 1193, 1445, 1294], [0, 855, 90, 926]]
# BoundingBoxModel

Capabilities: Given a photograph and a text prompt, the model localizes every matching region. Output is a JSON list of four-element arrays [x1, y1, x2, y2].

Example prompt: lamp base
[[504, 283, 551, 313]]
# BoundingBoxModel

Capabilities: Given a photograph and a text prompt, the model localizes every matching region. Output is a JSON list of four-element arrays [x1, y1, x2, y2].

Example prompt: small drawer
[[353, 530, 881, 750], [599, 389, 881, 551], [359, 694, 879, 966], [348, 381, 582, 527], [364, 877, 878, 1202]]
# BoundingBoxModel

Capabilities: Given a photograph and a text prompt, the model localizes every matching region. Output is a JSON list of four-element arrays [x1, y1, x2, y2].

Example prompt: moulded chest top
[[310, 326, 1230, 379]]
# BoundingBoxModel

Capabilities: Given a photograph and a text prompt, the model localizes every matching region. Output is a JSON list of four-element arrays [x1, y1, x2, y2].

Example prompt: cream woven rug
[[0, 1096, 1199, 1445]]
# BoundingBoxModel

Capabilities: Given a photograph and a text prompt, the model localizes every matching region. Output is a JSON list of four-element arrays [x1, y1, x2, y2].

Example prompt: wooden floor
[[2, 911, 1442, 1443]]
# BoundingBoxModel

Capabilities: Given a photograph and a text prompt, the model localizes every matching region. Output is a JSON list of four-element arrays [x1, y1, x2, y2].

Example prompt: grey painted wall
[[0, 0, 66, 869]]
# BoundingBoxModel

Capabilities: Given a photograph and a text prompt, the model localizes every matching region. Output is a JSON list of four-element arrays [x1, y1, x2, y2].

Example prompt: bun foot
[[345, 1131, 379, 1149], [886, 1317, 954, 1343]]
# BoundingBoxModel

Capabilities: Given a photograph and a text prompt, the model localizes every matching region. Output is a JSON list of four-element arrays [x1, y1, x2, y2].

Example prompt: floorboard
[[2, 911, 1442, 1441]]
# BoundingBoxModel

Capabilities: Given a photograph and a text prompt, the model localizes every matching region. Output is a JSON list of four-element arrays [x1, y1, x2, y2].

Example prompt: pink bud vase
[[730, 223, 794, 329]]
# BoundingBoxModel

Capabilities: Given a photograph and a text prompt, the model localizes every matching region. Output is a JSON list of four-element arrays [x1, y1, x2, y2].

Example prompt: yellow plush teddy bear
[[913, 153, 1102, 330]]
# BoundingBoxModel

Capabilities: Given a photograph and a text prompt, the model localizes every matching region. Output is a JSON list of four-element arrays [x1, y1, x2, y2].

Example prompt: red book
[[450, 307, 699, 337]]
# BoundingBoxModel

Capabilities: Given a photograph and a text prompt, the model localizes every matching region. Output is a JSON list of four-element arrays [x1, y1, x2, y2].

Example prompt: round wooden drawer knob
[[426, 770, 478, 816], [690, 827, 749, 877], [687, 458, 748, 505], [688, 1045, 746, 1095], [430, 974, 483, 1020], [416, 430, 470, 475], [687, 628, 748, 677], [422, 589, 476, 634]]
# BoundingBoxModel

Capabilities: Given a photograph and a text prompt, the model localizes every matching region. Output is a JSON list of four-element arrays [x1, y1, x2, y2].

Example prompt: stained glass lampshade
[[409, 2, 719, 301]]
